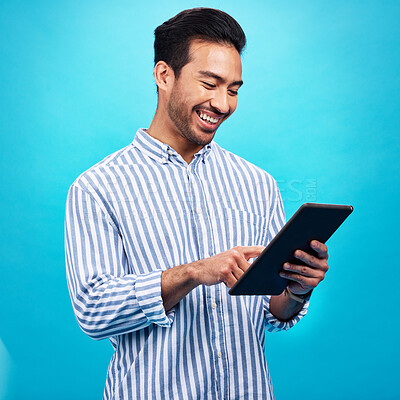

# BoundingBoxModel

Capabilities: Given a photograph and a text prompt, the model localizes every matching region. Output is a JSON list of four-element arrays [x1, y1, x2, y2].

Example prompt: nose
[[210, 89, 230, 115]]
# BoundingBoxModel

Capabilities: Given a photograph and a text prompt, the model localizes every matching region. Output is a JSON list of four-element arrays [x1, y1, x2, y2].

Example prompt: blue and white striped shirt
[[65, 128, 309, 399]]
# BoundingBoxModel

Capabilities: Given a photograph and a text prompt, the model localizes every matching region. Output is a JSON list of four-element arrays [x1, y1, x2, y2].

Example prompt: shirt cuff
[[264, 295, 310, 332], [135, 270, 175, 328]]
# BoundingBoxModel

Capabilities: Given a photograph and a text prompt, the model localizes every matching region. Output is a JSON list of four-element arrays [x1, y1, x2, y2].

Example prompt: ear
[[154, 61, 175, 92]]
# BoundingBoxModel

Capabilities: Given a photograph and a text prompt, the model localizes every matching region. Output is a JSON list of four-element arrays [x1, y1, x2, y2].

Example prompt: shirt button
[[167, 149, 174, 155], [211, 302, 217, 309], [196, 206, 202, 214], [217, 351, 222, 358], [161, 157, 167, 163]]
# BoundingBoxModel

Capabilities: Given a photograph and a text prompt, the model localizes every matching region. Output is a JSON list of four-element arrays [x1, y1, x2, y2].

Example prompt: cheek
[[185, 87, 203, 104], [197, 87, 212, 101], [229, 97, 238, 113]]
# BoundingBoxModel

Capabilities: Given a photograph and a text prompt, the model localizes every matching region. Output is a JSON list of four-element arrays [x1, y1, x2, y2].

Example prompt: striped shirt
[[65, 128, 309, 400]]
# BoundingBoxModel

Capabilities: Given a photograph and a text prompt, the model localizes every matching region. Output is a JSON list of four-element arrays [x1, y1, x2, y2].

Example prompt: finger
[[235, 256, 251, 273], [228, 261, 249, 286], [294, 250, 329, 271], [224, 271, 238, 288], [279, 271, 320, 289], [283, 262, 324, 279], [220, 258, 248, 288], [240, 245, 265, 261], [225, 257, 249, 287], [310, 240, 329, 260], [231, 264, 245, 281]]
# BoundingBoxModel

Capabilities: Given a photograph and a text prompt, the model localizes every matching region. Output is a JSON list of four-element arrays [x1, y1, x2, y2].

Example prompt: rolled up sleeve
[[264, 295, 309, 332], [65, 184, 175, 341], [136, 270, 175, 327]]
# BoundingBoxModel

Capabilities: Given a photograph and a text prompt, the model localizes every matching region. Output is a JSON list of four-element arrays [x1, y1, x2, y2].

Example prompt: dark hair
[[154, 8, 246, 78]]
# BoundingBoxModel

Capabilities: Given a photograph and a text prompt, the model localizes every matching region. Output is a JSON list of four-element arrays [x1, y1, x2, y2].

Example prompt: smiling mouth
[[196, 110, 219, 124], [195, 110, 225, 131]]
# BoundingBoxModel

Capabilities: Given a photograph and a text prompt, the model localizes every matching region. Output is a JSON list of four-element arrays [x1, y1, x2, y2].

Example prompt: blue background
[[1, 0, 399, 399]]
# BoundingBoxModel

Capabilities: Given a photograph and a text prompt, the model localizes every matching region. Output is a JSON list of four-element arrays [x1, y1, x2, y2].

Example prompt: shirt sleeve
[[263, 178, 309, 331], [65, 184, 175, 341]]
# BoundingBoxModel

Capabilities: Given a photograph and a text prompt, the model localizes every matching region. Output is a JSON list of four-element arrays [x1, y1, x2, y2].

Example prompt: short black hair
[[154, 8, 246, 78]]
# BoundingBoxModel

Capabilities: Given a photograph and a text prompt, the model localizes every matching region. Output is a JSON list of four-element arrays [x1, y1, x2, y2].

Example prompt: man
[[65, 8, 329, 399]]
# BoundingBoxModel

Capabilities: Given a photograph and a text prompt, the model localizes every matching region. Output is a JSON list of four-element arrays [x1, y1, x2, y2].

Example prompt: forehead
[[184, 39, 242, 81]]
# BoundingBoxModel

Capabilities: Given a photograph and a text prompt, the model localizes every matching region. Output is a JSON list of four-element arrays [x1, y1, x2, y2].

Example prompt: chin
[[193, 136, 213, 146], [198, 128, 217, 142]]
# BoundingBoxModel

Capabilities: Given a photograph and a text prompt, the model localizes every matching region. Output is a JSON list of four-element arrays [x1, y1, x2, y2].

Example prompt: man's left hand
[[279, 240, 329, 296]]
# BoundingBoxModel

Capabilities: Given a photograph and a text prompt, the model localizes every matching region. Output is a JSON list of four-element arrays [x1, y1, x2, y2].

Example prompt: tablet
[[229, 203, 353, 296]]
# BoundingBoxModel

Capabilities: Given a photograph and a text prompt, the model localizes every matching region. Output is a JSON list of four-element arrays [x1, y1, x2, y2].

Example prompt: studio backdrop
[[1, 1, 399, 399]]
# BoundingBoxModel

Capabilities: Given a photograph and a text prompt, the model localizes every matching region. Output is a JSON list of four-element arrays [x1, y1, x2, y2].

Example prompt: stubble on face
[[167, 82, 216, 147]]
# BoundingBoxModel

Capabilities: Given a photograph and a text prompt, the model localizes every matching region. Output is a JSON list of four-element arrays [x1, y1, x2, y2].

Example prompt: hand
[[193, 245, 265, 288], [279, 240, 329, 296], [161, 245, 265, 312]]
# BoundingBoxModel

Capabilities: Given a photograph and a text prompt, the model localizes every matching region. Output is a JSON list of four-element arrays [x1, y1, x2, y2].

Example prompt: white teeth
[[198, 112, 218, 124]]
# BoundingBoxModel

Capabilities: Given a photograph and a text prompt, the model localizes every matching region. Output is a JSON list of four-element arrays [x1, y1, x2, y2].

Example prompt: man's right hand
[[192, 245, 265, 288], [161, 246, 265, 312]]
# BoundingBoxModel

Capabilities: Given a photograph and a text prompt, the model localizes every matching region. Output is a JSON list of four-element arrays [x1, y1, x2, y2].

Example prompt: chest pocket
[[208, 207, 269, 254]]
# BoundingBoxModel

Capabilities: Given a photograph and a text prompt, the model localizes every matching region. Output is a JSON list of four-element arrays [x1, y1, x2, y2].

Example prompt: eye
[[201, 81, 216, 89], [228, 89, 239, 96]]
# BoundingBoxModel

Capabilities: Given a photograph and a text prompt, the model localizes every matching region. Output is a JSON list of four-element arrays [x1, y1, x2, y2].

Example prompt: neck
[[147, 106, 204, 165]]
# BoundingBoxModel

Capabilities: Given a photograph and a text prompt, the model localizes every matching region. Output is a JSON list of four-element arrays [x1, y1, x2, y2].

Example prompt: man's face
[[167, 39, 243, 146]]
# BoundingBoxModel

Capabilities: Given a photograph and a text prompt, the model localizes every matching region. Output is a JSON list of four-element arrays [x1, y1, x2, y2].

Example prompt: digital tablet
[[229, 203, 353, 296]]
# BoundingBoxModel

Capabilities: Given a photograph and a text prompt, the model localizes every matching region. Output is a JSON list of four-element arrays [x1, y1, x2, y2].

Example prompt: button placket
[[186, 165, 214, 259]]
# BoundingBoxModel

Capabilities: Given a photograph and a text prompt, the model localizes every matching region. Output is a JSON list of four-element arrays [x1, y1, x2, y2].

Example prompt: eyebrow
[[198, 70, 243, 87]]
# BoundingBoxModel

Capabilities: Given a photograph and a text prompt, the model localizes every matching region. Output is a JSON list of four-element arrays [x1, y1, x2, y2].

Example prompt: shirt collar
[[132, 128, 213, 165]]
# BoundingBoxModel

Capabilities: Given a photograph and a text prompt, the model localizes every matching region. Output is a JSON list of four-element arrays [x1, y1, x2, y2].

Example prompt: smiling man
[[65, 8, 329, 400]]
